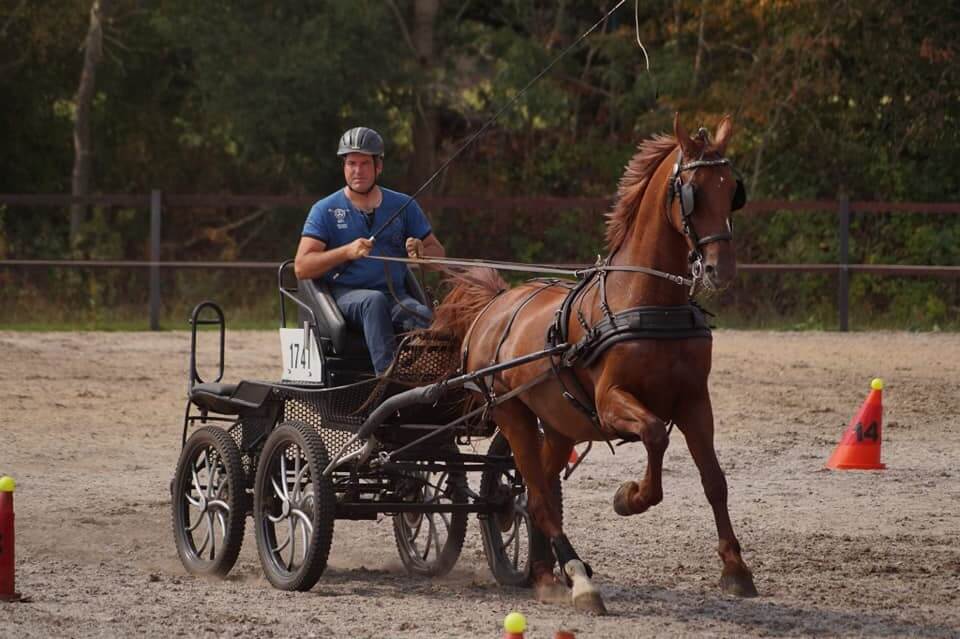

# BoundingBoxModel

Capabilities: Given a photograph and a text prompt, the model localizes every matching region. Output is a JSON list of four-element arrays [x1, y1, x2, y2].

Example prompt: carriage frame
[[170, 261, 569, 590]]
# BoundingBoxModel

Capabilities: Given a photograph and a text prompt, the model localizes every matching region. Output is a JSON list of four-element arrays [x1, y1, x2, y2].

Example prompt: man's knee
[[360, 290, 390, 312]]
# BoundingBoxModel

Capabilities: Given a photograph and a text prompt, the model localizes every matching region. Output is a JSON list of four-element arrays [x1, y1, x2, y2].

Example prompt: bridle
[[667, 133, 746, 281]]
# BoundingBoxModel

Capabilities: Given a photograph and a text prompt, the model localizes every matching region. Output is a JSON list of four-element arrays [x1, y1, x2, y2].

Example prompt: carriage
[[171, 117, 760, 612], [170, 260, 565, 591]]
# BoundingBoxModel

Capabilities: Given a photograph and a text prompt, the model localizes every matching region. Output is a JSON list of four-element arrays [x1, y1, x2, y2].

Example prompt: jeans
[[331, 287, 432, 374]]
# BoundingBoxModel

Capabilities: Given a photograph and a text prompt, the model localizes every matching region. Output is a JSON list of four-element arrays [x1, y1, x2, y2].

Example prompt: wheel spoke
[[216, 510, 227, 538], [279, 454, 291, 500], [271, 526, 291, 554], [406, 509, 424, 540], [292, 452, 302, 502], [292, 508, 314, 536], [500, 525, 517, 551], [202, 450, 215, 498], [299, 516, 309, 562], [208, 499, 230, 513], [186, 511, 205, 532], [421, 515, 434, 561], [185, 494, 202, 509], [437, 512, 451, 533], [195, 518, 211, 556], [429, 514, 443, 560], [271, 477, 286, 501], [208, 460, 222, 499], [191, 465, 205, 498], [207, 511, 217, 559], [511, 518, 521, 567], [286, 517, 296, 571]]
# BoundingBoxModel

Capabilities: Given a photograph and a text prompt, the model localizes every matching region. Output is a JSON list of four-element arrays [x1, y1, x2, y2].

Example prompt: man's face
[[343, 153, 381, 193]]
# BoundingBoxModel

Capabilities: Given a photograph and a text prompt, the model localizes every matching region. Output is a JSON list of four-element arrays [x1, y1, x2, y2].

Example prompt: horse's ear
[[714, 115, 734, 154], [673, 112, 696, 158]]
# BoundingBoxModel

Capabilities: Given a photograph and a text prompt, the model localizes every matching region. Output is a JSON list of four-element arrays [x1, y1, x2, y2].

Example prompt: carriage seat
[[296, 269, 431, 359]]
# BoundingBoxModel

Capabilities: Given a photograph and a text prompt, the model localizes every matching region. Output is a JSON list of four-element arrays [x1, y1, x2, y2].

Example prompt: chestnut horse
[[431, 115, 757, 613]]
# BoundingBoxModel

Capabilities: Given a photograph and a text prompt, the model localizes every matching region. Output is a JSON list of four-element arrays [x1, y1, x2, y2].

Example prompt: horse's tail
[[431, 267, 508, 344]]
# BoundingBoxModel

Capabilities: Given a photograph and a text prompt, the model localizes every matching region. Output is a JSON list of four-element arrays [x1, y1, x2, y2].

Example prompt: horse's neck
[[607, 181, 690, 309]]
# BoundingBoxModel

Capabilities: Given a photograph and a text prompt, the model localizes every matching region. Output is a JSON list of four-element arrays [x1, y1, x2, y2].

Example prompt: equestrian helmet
[[337, 127, 384, 158]]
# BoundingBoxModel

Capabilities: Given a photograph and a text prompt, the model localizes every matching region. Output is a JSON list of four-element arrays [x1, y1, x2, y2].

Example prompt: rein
[[365, 254, 695, 288]]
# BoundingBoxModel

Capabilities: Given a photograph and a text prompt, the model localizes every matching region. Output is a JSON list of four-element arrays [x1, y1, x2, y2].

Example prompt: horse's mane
[[605, 133, 679, 252]]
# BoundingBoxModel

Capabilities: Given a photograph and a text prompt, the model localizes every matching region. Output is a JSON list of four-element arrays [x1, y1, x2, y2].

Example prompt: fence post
[[838, 196, 850, 331], [149, 190, 162, 331]]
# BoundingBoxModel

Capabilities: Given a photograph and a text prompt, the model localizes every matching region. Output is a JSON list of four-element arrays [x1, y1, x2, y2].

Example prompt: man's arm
[[405, 233, 446, 272], [294, 236, 373, 280]]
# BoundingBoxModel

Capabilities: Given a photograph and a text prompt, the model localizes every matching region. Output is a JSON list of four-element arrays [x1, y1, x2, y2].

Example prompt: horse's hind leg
[[495, 400, 606, 614], [525, 426, 575, 602], [595, 386, 669, 516], [676, 394, 758, 597]]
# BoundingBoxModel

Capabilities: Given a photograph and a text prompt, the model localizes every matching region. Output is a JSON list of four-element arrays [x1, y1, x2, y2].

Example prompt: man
[[294, 126, 445, 374]]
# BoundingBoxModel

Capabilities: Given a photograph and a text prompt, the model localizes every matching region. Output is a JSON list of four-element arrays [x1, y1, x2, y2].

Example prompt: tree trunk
[[408, 0, 439, 191], [692, 0, 707, 91], [673, 0, 683, 53], [71, 0, 110, 249]]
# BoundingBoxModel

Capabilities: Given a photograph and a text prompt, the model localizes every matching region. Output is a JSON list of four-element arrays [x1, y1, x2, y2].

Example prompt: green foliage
[[1, 0, 958, 329]]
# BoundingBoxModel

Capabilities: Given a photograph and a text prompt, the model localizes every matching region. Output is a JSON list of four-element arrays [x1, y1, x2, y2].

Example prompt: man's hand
[[347, 237, 374, 260], [405, 237, 424, 259]]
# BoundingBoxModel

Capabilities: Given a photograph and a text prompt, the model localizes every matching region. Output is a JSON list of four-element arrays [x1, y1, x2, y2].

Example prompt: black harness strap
[[565, 305, 712, 368], [491, 280, 565, 367], [459, 289, 507, 372]]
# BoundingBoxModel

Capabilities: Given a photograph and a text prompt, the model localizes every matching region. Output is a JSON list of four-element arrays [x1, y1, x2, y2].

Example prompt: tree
[[71, 0, 111, 249]]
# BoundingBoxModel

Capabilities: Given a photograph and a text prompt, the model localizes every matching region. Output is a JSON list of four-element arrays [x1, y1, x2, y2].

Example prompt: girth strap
[[564, 305, 712, 367]]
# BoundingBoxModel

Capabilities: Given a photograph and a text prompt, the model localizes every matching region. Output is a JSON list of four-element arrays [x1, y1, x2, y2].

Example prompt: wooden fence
[[1, 192, 958, 330]]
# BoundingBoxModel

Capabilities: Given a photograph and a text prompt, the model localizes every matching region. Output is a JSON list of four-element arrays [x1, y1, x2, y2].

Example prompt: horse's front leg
[[595, 385, 669, 516], [675, 392, 758, 597]]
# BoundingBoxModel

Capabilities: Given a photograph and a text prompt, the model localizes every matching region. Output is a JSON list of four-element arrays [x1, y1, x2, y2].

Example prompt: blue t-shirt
[[302, 187, 432, 292]]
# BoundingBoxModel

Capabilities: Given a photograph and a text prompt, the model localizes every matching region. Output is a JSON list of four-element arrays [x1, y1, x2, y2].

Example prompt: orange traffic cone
[[826, 378, 886, 470]]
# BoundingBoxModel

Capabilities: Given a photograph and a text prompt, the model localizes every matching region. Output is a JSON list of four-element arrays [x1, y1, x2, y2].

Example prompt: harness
[[365, 138, 745, 447], [540, 262, 713, 446]]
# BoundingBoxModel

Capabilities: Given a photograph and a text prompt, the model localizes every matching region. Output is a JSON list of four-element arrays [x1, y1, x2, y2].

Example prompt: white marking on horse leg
[[564, 560, 607, 615]]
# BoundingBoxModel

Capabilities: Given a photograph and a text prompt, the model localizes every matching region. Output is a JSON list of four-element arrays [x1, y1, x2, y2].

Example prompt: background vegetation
[[1, 0, 957, 329]]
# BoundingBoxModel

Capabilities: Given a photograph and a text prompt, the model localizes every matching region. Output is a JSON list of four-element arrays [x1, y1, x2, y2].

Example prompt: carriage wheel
[[392, 453, 468, 577], [171, 426, 247, 578], [253, 421, 335, 591], [479, 431, 562, 587]]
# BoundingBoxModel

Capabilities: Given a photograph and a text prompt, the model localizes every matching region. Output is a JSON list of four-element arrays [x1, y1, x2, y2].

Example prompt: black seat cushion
[[189, 381, 272, 415]]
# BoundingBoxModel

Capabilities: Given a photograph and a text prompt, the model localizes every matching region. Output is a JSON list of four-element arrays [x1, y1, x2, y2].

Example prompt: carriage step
[[189, 381, 274, 415]]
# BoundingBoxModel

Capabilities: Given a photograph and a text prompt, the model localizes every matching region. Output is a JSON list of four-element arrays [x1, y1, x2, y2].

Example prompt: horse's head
[[667, 114, 744, 292]]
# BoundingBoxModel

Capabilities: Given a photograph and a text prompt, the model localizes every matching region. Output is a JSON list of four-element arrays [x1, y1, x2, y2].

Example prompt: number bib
[[279, 327, 323, 384]]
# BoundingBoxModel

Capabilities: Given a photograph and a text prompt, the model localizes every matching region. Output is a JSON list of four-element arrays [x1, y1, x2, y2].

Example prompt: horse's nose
[[703, 256, 736, 290]]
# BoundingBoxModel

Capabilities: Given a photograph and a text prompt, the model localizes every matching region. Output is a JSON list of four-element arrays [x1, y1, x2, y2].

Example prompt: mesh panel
[[277, 334, 468, 455], [390, 333, 461, 385], [282, 388, 369, 457], [227, 423, 255, 480]]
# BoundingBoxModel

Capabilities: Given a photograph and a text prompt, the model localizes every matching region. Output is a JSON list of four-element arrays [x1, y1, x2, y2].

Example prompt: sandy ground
[[0, 329, 958, 639]]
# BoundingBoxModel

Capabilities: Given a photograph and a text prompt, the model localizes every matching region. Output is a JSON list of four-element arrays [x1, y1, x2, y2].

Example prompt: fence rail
[[1, 192, 958, 330]]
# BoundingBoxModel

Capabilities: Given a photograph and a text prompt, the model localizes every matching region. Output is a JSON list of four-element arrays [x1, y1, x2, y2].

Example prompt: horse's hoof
[[720, 567, 758, 597], [573, 590, 608, 615], [613, 481, 638, 516]]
